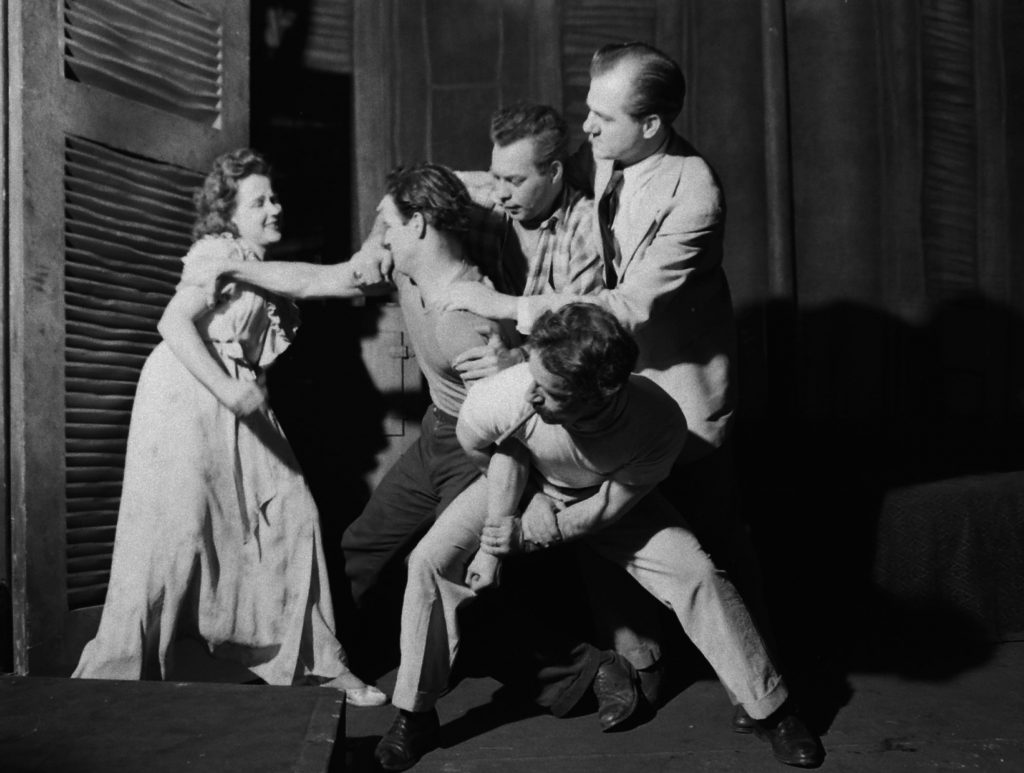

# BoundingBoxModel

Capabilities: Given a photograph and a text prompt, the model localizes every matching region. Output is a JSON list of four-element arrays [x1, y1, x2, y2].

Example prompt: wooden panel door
[[6, 0, 249, 675]]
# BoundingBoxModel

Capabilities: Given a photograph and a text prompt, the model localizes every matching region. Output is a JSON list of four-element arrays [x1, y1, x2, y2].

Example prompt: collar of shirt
[[621, 132, 671, 192], [400, 262, 482, 310], [565, 385, 629, 437], [509, 182, 576, 234], [615, 133, 672, 235]]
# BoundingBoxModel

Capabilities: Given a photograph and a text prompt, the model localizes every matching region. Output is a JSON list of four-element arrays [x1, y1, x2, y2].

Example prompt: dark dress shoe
[[636, 659, 667, 707], [732, 704, 757, 733], [593, 653, 640, 731], [754, 710, 824, 768], [374, 708, 440, 771]]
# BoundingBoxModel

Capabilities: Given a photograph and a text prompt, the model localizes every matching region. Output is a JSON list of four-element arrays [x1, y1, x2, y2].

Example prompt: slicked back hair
[[529, 303, 638, 405], [385, 162, 471, 234], [490, 102, 569, 171], [591, 42, 686, 125]]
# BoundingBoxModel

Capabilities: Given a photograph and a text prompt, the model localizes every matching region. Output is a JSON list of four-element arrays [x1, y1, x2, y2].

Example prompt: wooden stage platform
[[0, 677, 344, 773], [2, 641, 1022, 772]]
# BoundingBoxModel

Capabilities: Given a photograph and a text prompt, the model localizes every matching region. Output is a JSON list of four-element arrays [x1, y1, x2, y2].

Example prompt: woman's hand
[[219, 380, 268, 417], [350, 241, 393, 286]]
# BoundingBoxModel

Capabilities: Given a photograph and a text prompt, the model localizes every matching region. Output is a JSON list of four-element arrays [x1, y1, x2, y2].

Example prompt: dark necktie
[[597, 167, 624, 289]]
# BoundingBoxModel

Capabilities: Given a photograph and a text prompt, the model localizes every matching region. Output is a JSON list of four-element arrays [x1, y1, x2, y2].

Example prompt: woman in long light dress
[[73, 148, 386, 706]]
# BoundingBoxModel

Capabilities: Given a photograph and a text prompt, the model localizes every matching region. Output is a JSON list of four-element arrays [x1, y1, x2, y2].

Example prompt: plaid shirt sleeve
[[551, 191, 605, 295]]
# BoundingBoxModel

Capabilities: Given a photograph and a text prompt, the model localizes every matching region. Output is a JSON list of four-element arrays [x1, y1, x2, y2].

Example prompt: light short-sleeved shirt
[[457, 362, 686, 502]]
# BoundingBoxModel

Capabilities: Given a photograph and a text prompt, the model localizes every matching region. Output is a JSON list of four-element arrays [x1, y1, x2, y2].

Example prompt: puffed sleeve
[[180, 234, 247, 304], [181, 233, 246, 267]]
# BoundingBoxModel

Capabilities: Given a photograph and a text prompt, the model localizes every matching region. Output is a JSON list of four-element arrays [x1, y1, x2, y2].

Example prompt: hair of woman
[[192, 147, 272, 241]]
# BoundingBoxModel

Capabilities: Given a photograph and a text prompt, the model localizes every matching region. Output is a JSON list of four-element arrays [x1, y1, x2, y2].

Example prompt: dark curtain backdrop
[[354, 0, 1024, 657]]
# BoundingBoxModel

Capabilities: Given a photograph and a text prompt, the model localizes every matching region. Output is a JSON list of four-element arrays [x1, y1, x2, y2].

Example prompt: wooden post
[[761, 0, 799, 417], [762, 0, 796, 301]]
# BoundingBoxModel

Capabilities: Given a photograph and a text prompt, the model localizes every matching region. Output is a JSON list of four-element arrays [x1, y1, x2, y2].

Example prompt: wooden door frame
[[1, 0, 12, 674]]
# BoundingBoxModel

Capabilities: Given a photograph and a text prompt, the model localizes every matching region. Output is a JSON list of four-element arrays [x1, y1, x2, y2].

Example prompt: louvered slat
[[63, 0, 223, 126], [921, 0, 978, 297], [66, 239, 183, 286], [67, 437, 129, 454], [67, 510, 120, 527], [64, 135, 202, 610], [66, 140, 199, 209], [67, 333, 158, 359], [304, 0, 354, 74], [66, 497, 122, 514]]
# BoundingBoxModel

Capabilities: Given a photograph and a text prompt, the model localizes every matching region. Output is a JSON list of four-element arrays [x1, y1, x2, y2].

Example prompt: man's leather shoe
[[754, 709, 824, 768], [732, 704, 757, 733], [374, 709, 440, 771], [636, 659, 667, 707], [593, 653, 640, 731]]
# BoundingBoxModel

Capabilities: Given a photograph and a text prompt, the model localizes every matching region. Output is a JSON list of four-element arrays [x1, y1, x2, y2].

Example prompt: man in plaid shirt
[[450, 102, 605, 382]]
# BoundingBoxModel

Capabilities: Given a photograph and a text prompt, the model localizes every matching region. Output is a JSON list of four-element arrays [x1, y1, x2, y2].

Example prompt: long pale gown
[[73, 235, 350, 685]]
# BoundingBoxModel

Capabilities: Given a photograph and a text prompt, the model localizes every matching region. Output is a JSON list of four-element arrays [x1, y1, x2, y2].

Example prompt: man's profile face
[[582, 64, 647, 163], [489, 137, 561, 224], [378, 194, 417, 273], [526, 353, 600, 425]]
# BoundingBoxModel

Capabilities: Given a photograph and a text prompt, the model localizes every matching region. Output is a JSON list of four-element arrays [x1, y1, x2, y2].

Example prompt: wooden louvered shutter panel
[[64, 138, 203, 610], [7, 0, 249, 675], [305, 0, 354, 74]]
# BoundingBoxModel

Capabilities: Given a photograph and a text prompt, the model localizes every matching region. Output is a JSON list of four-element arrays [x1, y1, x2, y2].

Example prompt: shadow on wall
[[266, 298, 397, 612], [733, 295, 1024, 682]]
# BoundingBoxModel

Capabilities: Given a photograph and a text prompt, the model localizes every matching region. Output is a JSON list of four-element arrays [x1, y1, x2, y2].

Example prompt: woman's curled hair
[[192, 148, 272, 241]]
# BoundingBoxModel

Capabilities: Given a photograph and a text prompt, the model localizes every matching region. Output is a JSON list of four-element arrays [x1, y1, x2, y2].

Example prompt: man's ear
[[549, 159, 564, 186], [641, 114, 662, 140], [410, 211, 427, 238]]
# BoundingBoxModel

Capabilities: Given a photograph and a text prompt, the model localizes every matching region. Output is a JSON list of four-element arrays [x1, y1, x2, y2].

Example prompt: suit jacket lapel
[[617, 153, 683, 278]]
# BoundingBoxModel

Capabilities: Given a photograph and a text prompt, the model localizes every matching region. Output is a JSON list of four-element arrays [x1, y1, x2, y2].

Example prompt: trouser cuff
[[740, 677, 788, 720], [392, 688, 442, 714]]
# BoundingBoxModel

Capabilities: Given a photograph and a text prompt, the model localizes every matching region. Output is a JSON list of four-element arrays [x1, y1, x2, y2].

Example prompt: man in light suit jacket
[[445, 42, 823, 770]]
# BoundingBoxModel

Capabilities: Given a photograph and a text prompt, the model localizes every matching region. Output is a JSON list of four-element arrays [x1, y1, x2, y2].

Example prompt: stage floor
[[344, 640, 1024, 772], [2, 642, 1021, 772], [0, 676, 343, 773]]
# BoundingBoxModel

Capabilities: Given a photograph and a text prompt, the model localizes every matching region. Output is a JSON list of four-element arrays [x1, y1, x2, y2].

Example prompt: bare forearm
[[463, 445, 492, 474], [485, 291, 518, 320], [157, 295, 234, 402], [485, 443, 529, 528], [226, 260, 365, 300], [555, 481, 653, 540]]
